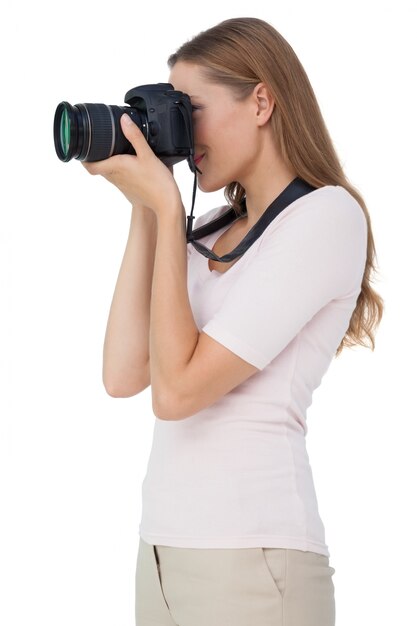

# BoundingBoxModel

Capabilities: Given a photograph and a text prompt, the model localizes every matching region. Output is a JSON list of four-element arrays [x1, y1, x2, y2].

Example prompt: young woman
[[83, 17, 383, 626]]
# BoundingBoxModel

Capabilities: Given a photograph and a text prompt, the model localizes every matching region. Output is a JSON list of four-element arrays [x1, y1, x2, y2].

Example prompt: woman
[[83, 17, 383, 626]]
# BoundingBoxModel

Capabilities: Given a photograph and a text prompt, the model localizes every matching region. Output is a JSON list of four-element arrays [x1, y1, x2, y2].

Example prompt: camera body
[[54, 83, 198, 173], [124, 83, 195, 168]]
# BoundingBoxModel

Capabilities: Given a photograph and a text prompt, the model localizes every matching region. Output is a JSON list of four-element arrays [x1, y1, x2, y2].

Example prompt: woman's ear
[[253, 82, 275, 125]]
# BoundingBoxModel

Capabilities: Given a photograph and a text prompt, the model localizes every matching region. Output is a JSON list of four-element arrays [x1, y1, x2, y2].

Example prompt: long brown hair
[[167, 17, 384, 357]]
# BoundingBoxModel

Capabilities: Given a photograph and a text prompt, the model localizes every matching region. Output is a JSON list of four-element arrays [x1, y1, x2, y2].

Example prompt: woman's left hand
[[81, 113, 183, 217]]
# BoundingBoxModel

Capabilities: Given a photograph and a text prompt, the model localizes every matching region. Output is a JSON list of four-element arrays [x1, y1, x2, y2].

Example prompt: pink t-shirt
[[139, 185, 367, 557]]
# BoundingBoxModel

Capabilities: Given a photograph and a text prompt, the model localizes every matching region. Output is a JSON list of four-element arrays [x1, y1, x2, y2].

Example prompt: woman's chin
[[197, 175, 227, 194]]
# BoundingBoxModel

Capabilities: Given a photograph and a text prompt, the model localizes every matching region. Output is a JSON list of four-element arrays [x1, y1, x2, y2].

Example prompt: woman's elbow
[[103, 363, 151, 398]]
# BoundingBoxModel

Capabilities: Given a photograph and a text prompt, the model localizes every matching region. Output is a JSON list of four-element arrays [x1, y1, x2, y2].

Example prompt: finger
[[81, 160, 109, 176], [81, 162, 96, 174], [80, 154, 124, 177], [120, 113, 151, 158]]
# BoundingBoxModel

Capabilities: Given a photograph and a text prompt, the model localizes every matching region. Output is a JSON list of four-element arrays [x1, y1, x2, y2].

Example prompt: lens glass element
[[60, 108, 71, 157]]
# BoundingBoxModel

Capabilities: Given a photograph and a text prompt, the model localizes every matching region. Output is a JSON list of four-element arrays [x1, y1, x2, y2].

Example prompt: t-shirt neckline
[[197, 185, 339, 280]]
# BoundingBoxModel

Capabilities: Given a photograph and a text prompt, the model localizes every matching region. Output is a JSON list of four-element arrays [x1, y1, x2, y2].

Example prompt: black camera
[[53, 83, 198, 173]]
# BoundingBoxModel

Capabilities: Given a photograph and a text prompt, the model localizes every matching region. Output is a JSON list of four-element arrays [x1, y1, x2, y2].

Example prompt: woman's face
[[168, 61, 261, 193]]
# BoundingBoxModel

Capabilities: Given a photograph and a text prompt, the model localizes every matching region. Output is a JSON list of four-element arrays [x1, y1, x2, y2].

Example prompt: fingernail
[[122, 113, 133, 125]]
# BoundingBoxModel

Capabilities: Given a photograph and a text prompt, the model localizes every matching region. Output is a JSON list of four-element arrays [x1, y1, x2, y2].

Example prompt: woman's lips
[[194, 154, 205, 165]]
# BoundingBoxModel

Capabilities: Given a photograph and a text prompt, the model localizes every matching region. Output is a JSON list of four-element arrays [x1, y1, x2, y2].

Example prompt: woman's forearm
[[149, 206, 200, 418], [103, 204, 158, 397]]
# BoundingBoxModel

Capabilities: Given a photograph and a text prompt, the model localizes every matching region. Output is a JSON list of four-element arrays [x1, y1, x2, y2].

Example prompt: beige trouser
[[135, 537, 336, 626]]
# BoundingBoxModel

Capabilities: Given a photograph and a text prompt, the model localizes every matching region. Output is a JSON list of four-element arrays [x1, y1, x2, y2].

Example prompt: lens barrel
[[53, 101, 146, 162]]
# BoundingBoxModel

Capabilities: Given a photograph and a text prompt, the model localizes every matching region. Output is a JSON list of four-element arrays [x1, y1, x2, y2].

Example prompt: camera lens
[[60, 107, 71, 158], [53, 101, 146, 162]]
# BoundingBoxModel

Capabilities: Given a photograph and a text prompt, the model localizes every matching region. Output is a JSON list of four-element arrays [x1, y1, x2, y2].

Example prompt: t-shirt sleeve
[[201, 192, 368, 370]]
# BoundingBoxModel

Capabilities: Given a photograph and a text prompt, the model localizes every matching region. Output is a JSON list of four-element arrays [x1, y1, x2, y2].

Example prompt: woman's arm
[[102, 204, 157, 397], [149, 205, 258, 421], [79, 112, 260, 417], [149, 207, 200, 415]]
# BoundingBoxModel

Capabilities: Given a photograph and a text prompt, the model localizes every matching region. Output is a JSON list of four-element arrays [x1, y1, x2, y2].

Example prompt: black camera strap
[[185, 175, 318, 262]]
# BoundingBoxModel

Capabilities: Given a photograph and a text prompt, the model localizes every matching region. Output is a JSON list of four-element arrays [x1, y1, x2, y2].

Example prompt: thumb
[[120, 113, 148, 156]]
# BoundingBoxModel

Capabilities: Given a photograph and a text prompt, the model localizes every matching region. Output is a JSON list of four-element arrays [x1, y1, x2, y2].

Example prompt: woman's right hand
[[133, 162, 174, 213]]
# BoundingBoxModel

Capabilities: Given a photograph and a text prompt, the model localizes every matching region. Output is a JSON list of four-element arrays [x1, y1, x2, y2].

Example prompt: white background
[[1, 1, 416, 624]]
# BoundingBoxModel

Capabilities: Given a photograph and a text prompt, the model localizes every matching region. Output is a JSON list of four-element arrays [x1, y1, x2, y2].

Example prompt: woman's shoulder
[[306, 184, 366, 231], [268, 184, 366, 233], [255, 184, 367, 257]]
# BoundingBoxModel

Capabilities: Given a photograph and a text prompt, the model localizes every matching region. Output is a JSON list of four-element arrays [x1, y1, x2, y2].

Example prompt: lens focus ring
[[79, 103, 115, 161]]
